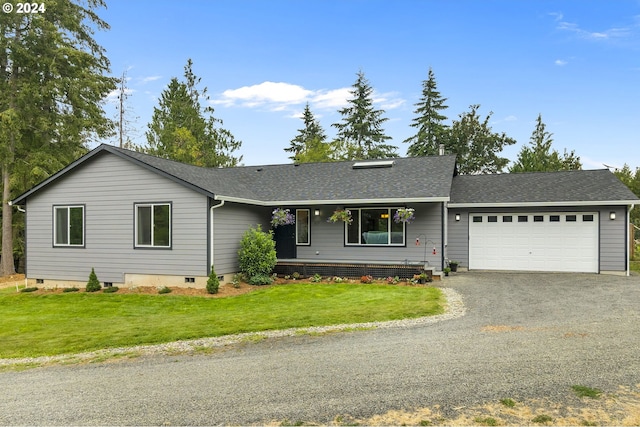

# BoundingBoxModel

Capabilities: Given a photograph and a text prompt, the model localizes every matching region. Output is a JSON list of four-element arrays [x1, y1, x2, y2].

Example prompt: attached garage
[[447, 170, 639, 275], [468, 212, 598, 273]]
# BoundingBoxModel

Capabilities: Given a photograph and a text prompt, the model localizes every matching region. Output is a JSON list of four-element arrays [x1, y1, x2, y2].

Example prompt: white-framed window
[[346, 208, 405, 246], [135, 203, 171, 248], [53, 205, 85, 247], [296, 209, 310, 245]]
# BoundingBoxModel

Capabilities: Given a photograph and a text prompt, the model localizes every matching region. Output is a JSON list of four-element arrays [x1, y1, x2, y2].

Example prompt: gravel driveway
[[1, 272, 639, 425]]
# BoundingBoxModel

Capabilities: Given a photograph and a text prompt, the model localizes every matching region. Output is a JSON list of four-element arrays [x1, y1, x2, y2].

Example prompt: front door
[[274, 224, 296, 259]]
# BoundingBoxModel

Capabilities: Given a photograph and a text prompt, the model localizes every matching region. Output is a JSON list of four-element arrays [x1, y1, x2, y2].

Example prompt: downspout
[[209, 199, 225, 274], [627, 204, 634, 277], [441, 202, 446, 271]]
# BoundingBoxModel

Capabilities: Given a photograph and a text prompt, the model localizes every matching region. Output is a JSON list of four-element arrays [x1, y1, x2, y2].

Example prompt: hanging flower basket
[[327, 209, 352, 224], [394, 207, 415, 224], [271, 208, 295, 228]]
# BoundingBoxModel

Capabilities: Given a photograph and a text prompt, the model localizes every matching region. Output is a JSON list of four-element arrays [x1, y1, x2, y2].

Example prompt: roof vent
[[352, 160, 395, 169]]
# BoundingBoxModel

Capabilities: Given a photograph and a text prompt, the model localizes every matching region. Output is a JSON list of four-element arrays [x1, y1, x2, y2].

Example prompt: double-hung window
[[346, 208, 405, 246], [53, 205, 85, 247], [135, 203, 171, 248]]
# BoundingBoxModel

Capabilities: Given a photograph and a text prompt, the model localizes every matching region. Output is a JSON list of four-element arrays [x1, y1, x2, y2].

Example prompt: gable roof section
[[12, 144, 457, 206], [449, 169, 639, 207]]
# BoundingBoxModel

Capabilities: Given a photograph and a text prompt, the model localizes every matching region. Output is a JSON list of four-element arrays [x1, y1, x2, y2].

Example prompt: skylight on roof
[[352, 160, 395, 169]]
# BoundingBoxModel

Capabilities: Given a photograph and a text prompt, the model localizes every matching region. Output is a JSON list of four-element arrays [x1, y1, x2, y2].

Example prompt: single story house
[[10, 144, 639, 288]]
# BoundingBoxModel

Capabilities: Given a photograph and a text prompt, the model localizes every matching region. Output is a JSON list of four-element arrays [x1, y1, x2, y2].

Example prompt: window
[[135, 203, 171, 248], [518, 216, 528, 222], [502, 216, 512, 222], [550, 215, 560, 222], [566, 215, 577, 222], [488, 216, 498, 223], [53, 205, 84, 246], [296, 209, 310, 245], [534, 215, 544, 222], [346, 208, 405, 246], [583, 214, 594, 222], [472, 216, 483, 223]]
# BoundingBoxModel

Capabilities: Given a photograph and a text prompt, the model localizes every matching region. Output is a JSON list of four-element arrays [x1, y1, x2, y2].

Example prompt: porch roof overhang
[[215, 194, 450, 206]]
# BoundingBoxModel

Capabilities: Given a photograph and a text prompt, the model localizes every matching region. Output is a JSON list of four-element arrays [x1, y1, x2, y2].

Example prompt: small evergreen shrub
[[103, 286, 119, 293], [248, 274, 273, 286], [292, 272, 301, 280], [310, 273, 322, 282], [86, 268, 101, 292], [158, 286, 172, 294], [206, 266, 220, 294], [237, 225, 277, 283], [63, 287, 79, 293], [231, 273, 242, 288], [20, 287, 38, 293]]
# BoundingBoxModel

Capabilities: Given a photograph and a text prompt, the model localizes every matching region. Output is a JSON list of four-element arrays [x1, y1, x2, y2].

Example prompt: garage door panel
[[469, 212, 598, 273]]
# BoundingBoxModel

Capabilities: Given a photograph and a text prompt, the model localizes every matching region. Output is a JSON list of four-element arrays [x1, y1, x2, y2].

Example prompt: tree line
[[1, 0, 638, 276]]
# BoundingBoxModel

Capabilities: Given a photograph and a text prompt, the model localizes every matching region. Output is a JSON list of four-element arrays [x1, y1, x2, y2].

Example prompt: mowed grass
[[0, 283, 443, 359]]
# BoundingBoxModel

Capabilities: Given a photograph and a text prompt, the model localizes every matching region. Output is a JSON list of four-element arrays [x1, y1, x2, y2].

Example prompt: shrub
[[248, 274, 273, 286], [158, 286, 172, 294], [206, 266, 220, 294], [20, 287, 38, 293], [102, 286, 119, 293], [86, 268, 101, 292], [531, 414, 553, 424], [231, 273, 242, 288], [292, 272, 301, 280], [360, 275, 373, 284], [310, 273, 322, 283], [62, 287, 79, 293], [237, 225, 277, 282]]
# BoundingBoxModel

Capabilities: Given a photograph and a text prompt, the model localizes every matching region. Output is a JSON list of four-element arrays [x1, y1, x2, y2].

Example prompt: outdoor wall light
[[314, 209, 320, 216], [609, 211, 616, 220], [455, 213, 461, 221]]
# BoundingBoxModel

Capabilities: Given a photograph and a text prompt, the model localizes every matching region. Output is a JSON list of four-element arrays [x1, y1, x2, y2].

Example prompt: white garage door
[[469, 212, 599, 273]]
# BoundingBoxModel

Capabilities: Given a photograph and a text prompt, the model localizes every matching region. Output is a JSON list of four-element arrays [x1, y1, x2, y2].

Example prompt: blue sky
[[95, 0, 640, 169]]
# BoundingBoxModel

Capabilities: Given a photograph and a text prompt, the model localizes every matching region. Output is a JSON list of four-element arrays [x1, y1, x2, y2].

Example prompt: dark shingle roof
[[12, 145, 457, 205], [449, 169, 639, 205]]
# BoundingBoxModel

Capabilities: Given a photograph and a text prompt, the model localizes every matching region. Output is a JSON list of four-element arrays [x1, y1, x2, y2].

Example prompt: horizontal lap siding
[[212, 203, 271, 275], [296, 203, 443, 268], [26, 154, 208, 283]]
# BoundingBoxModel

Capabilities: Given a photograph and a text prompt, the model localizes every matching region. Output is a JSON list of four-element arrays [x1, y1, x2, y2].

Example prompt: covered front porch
[[274, 258, 437, 280]]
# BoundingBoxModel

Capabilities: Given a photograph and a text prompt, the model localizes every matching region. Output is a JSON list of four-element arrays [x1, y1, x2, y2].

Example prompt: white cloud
[[555, 59, 568, 66], [212, 82, 406, 115], [214, 82, 313, 109], [311, 88, 352, 109], [140, 75, 162, 84], [556, 17, 630, 40]]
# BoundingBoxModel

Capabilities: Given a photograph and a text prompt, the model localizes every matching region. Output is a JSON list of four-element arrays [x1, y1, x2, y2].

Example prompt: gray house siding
[[293, 203, 444, 268], [25, 153, 209, 283], [211, 202, 270, 275], [446, 205, 629, 272]]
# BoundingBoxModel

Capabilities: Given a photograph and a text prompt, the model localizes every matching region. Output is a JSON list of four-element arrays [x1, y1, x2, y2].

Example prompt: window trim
[[345, 207, 406, 246], [53, 205, 85, 248], [134, 202, 172, 249], [296, 209, 310, 246]]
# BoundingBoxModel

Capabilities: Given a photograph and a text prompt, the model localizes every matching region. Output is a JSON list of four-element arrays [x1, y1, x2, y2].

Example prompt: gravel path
[[1, 272, 638, 425]]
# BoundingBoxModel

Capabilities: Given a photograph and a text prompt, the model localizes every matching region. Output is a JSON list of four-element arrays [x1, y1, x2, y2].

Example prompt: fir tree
[[145, 59, 242, 168], [332, 71, 398, 160], [405, 68, 449, 157], [285, 103, 331, 162], [510, 114, 581, 172]]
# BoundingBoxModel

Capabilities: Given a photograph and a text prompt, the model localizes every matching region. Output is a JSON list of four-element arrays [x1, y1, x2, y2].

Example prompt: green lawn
[[0, 283, 444, 359]]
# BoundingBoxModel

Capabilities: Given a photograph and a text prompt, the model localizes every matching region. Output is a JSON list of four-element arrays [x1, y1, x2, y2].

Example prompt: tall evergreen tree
[[285, 103, 330, 162], [332, 71, 398, 160], [509, 114, 581, 172], [441, 105, 516, 174], [404, 68, 449, 156], [613, 164, 640, 228], [145, 59, 242, 167], [1, 0, 117, 275]]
